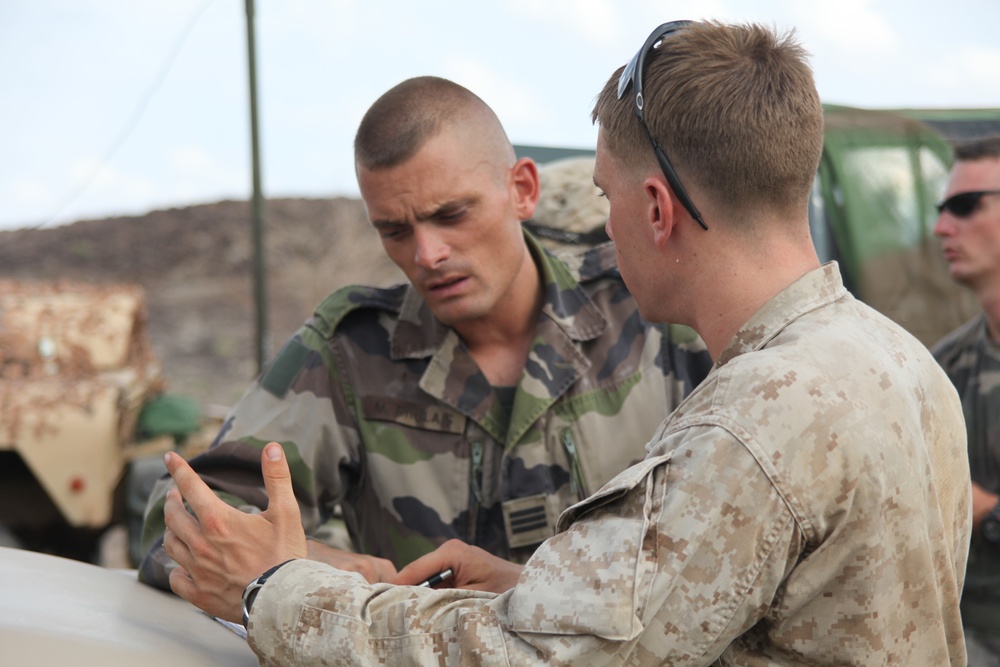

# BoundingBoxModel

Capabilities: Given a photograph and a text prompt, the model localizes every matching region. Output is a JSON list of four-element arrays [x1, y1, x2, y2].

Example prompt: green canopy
[[814, 105, 978, 346]]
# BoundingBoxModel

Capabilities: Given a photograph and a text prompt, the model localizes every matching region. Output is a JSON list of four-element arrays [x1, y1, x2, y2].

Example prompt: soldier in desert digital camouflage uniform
[[159, 21, 971, 665], [931, 136, 1000, 666], [138, 75, 711, 590]]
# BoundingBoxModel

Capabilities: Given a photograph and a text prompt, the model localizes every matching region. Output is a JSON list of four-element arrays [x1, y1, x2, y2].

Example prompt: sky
[[1, 0, 998, 231]]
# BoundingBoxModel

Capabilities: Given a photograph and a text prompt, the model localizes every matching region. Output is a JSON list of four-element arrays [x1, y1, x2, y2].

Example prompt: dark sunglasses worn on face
[[936, 190, 1000, 218], [617, 20, 708, 231]]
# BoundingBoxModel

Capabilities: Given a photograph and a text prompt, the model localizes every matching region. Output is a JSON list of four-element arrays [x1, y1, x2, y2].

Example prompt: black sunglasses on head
[[936, 190, 1000, 218], [617, 20, 708, 231]]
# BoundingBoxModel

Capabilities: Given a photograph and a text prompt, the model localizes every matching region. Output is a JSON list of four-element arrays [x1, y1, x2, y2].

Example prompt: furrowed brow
[[371, 197, 476, 228]]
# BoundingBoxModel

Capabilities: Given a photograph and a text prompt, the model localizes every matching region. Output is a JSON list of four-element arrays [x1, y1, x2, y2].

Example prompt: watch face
[[983, 517, 1000, 544]]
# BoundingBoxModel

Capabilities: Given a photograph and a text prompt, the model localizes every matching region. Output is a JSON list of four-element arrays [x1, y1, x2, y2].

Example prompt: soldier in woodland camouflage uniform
[[931, 136, 1000, 666], [139, 76, 711, 590], [159, 21, 971, 665]]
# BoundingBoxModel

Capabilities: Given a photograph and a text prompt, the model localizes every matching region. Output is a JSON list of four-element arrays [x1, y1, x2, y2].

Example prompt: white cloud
[[262, 0, 359, 38], [2, 0, 998, 230], [791, 0, 901, 55], [641, 0, 741, 24], [927, 45, 1000, 103], [0, 179, 53, 228], [68, 159, 158, 199], [442, 58, 553, 130], [166, 144, 246, 203], [508, 0, 624, 45], [4, 179, 50, 207], [168, 145, 241, 185], [4, 157, 165, 227]]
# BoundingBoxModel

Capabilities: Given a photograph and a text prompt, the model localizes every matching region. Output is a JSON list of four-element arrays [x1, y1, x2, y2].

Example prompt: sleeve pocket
[[507, 454, 671, 642]]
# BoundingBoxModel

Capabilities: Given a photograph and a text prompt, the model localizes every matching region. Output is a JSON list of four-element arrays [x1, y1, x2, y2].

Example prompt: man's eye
[[439, 209, 466, 223], [379, 226, 407, 239], [596, 189, 607, 199]]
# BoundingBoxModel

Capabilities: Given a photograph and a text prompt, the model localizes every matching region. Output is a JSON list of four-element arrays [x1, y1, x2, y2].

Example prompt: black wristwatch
[[241, 560, 294, 628], [981, 502, 1000, 544]]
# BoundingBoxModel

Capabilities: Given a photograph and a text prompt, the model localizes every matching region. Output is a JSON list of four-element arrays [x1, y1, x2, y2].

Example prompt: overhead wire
[[29, 0, 216, 231]]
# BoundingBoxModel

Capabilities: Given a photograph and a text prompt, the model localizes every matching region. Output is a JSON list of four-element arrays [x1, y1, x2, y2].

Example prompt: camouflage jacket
[[245, 263, 971, 666], [139, 233, 711, 589], [933, 312, 1000, 632]]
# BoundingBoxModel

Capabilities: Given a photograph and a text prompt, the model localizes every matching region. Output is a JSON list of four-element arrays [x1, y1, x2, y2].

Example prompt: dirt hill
[[0, 198, 405, 410]]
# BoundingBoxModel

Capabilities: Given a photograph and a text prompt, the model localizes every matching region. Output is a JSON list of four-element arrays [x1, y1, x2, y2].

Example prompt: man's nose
[[933, 213, 954, 238], [414, 227, 450, 269]]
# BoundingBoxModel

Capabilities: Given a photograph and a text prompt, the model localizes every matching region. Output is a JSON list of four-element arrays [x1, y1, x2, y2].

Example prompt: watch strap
[[241, 559, 294, 628], [981, 500, 1000, 544]]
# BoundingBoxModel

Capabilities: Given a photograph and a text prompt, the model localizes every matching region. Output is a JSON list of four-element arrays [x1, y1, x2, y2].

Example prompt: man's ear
[[510, 158, 540, 221], [645, 176, 676, 248]]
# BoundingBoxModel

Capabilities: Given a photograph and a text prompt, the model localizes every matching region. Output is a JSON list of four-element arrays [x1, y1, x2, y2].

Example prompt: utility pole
[[245, 0, 268, 373]]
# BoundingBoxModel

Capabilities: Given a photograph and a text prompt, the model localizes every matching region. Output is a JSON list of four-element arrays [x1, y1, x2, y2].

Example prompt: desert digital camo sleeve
[[138, 232, 712, 590]]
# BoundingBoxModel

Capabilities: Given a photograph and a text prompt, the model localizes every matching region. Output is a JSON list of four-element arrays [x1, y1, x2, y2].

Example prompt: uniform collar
[[715, 262, 848, 368]]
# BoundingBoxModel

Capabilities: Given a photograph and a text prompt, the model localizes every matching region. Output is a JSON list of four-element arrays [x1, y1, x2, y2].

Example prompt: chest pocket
[[361, 396, 466, 434], [507, 454, 672, 641]]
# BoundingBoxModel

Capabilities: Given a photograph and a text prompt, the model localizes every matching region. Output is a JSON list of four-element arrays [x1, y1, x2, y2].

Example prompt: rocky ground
[[0, 197, 405, 410]]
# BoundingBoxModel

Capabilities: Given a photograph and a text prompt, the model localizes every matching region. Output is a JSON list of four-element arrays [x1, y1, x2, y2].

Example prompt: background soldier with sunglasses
[[157, 21, 971, 665], [932, 136, 1000, 666]]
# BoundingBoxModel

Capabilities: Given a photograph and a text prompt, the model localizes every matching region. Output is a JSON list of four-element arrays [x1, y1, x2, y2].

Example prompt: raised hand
[[162, 442, 307, 623]]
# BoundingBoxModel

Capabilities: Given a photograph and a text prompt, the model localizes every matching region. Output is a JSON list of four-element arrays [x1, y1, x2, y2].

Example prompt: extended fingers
[[164, 486, 199, 530], [162, 523, 193, 571], [163, 488, 201, 560], [164, 451, 222, 518], [165, 452, 244, 547]]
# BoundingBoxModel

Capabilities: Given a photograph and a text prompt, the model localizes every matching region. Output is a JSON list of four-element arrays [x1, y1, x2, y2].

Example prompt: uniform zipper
[[469, 440, 484, 541], [561, 428, 588, 500]]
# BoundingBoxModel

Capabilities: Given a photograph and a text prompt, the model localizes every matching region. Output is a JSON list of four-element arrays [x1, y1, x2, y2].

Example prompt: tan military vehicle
[[0, 281, 166, 560], [0, 284, 260, 665]]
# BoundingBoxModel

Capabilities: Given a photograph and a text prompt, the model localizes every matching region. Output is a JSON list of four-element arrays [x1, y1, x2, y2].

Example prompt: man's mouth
[[426, 276, 467, 294]]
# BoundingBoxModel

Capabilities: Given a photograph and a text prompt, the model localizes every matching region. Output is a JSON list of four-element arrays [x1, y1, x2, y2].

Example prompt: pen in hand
[[417, 568, 453, 588]]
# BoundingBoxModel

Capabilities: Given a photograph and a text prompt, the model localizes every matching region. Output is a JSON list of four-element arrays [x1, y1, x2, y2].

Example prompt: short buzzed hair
[[954, 136, 1000, 162], [354, 76, 515, 172], [593, 21, 824, 224]]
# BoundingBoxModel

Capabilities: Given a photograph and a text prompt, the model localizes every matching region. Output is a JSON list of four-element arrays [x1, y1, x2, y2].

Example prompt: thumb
[[260, 442, 298, 517], [260, 442, 308, 561]]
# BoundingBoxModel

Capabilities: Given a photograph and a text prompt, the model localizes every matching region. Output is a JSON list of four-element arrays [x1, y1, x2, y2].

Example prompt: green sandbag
[[136, 393, 201, 442]]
